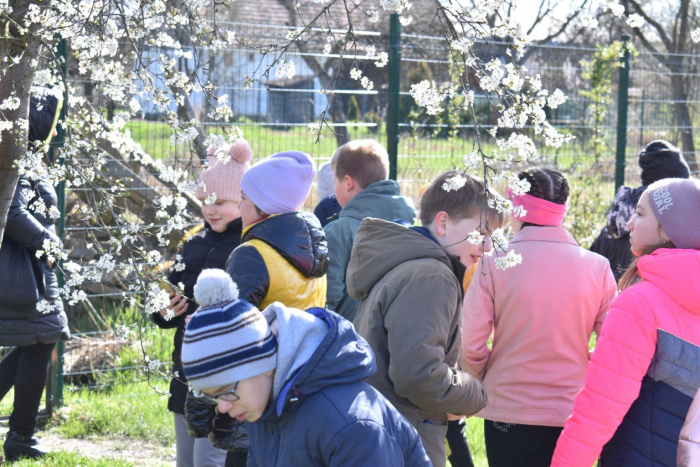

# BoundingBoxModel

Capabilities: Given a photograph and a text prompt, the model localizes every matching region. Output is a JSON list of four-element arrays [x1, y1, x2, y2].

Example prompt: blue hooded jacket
[[246, 306, 431, 467]]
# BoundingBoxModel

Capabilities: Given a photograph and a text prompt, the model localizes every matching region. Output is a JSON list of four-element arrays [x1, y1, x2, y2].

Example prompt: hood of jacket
[[607, 185, 646, 239], [242, 212, 328, 278], [638, 248, 700, 313], [340, 180, 415, 223], [346, 218, 452, 301], [258, 306, 376, 421]]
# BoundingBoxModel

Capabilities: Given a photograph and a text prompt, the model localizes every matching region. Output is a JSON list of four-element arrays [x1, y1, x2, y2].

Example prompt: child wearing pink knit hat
[[152, 140, 252, 467], [195, 140, 253, 232]]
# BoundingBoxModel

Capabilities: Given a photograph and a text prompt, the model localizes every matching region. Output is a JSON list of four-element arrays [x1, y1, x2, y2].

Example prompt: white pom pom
[[194, 269, 239, 306]]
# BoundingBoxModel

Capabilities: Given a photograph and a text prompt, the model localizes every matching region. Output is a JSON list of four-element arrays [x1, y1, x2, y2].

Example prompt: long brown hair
[[618, 241, 676, 291]]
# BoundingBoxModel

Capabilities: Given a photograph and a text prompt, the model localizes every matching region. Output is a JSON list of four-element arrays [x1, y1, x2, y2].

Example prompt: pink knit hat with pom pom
[[195, 140, 253, 202]]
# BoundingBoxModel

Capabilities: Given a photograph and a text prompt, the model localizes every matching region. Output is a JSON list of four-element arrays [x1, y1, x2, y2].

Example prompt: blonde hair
[[330, 139, 389, 189]]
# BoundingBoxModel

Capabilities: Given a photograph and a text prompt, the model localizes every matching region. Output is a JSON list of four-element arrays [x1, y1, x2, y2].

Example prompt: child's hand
[[160, 293, 188, 318]]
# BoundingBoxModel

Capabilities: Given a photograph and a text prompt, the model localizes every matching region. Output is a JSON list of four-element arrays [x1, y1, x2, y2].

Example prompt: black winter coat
[[150, 218, 243, 413], [590, 185, 646, 282], [0, 176, 70, 347]]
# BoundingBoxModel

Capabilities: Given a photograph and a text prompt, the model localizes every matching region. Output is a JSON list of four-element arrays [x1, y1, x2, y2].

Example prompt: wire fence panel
[[25, 21, 698, 407]]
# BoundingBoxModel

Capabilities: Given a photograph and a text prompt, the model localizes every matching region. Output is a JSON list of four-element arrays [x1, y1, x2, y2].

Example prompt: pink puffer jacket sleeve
[[551, 287, 658, 467], [461, 259, 494, 380]]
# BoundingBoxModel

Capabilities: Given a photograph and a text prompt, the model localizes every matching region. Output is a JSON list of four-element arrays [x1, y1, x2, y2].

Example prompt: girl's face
[[200, 199, 241, 233], [239, 191, 263, 229], [627, 191, 670, 256], [438, 214, 494, 267], [204, 372, 274, 423]]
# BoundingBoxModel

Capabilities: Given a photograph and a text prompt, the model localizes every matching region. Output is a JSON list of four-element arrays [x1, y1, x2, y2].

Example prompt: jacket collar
[[509, 225, 579, 246], [203, 217, 243, 238]]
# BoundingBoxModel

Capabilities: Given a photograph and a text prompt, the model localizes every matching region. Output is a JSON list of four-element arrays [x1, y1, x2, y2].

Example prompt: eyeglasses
[[201, 381, 240, 404]]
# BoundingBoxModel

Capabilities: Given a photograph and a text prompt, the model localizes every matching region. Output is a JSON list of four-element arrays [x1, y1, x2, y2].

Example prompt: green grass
[[9, 451, 135, 466], [51, 381, 174, 444]]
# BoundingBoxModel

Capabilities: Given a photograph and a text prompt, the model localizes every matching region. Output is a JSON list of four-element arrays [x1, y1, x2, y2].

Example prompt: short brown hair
[[420, 170, 503, 227], [331, 139, 389, 189]]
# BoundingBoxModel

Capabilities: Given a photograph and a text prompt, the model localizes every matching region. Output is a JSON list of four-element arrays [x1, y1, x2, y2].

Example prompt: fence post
[[639, 89, 645, 148], [615, 36, 631, 192], [386, 14, 401, 181], [47, 37, 68, 412]]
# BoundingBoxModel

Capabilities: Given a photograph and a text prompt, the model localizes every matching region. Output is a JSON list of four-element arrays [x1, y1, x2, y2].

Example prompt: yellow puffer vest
[[225, 212, 328, 310]]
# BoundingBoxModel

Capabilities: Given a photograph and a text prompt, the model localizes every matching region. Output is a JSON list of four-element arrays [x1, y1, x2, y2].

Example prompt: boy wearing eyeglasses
[[181, 269, 431, 466]]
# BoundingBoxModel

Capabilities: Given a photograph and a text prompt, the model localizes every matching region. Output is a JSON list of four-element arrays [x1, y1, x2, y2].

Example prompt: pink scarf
[[508, 187, 568, 227]]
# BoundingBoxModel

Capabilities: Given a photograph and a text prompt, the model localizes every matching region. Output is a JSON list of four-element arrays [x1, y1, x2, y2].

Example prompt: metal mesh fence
[[3, 21, 699, 416]]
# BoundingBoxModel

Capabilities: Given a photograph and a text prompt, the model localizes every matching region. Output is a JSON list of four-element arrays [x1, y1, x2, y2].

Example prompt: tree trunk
[[0, 0, 47, 245], [670, 74, 697, 170]]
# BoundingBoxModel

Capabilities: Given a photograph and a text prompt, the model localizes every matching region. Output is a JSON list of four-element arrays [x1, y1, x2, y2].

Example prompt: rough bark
[[0, 0, 47, 245]]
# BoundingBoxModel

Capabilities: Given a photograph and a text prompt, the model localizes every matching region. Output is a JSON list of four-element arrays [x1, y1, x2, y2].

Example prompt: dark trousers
[[0, 342, 55, 437], [225, 450, 248, 467], [446, 418, 474, 467], [484, 419, 563, 467]]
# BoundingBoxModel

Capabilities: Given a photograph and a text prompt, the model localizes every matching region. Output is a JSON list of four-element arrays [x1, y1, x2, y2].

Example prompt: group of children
[[153, 137, 700, 467]]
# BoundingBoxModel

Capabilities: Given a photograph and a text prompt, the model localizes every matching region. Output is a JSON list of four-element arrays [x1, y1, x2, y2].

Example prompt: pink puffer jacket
[[552, 248, 700, 467]]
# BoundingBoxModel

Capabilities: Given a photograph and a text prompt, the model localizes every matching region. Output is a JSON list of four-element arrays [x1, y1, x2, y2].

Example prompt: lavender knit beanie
[[241, 151, 316, 215], [647, 178, 700, 250]]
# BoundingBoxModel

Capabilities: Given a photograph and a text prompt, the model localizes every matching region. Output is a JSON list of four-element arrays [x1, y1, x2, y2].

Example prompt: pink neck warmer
[[508, 187, 568, 227]]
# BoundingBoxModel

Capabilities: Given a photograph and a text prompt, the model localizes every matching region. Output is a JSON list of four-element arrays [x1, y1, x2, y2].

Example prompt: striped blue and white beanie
[[181, 269, 277, 391]]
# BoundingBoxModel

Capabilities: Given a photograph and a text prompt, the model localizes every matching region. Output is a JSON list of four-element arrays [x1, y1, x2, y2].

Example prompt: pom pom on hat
[[193, 269, 239, 306], [195, 140, 253, 203]]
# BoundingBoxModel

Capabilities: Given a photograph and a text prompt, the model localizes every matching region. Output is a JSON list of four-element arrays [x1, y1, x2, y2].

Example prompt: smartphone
[[157, 278, 176, 295]]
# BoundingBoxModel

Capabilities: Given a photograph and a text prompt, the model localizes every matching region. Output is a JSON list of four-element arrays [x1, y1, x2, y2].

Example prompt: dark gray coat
[[0, 175, 69, 346]]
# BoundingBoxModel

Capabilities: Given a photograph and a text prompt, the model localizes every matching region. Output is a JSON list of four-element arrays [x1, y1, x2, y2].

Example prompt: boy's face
[[200, 199, 241, 233], [436, 214, 493, 267], [239, 191, 262, 229], [333, 173, 360, 208], [202, 372, 274, 423]]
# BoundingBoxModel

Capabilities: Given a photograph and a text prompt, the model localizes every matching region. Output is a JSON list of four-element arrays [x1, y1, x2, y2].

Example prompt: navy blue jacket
[[246, 308, 431, 467]]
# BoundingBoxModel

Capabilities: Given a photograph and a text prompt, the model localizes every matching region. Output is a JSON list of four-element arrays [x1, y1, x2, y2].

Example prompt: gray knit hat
[[647, 178, 700, 250], [182, 269, 277, 391]]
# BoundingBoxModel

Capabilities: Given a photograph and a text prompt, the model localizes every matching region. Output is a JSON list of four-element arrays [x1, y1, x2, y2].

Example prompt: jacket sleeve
[[594, 266, 617, 337], [461, 259, 494, 379], [247, 448, 257, 467], [225, 244, 269, 307], [5, 177, 59, 251], [678, 388, 700, 467], [324, 421, 411, 467], [325, 219, 354, 311], [385, 274, 487, 416], [551, 289, 658, 467]]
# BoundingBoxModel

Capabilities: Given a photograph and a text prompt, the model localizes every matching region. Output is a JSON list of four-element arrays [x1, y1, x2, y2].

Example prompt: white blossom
[[37, 299, 56, 314], [494, 250, 523, 270], [582, 14, 599, 29], [466, 230, 484, 245], [350, 68, 362, 80], [606, 1, 625, 18], [360, 77, 374, 90], [508, 175, 531, 196], [626, 14, 644, 29], [375, 52, 389, 68], [692, 28, 700, 43], [442, 175, 467, 192]]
